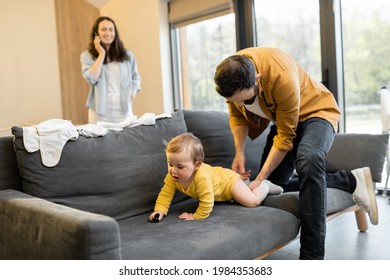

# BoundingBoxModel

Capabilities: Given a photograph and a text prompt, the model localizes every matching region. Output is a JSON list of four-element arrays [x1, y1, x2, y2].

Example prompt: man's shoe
[[351, 167, 378, 225]]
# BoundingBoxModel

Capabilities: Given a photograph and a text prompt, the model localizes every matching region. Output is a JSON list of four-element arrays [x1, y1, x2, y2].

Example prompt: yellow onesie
[[154, 163, 241, 220]]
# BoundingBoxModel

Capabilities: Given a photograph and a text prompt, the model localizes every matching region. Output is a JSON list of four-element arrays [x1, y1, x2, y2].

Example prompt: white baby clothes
[[75, 124, 108, 138], [23, 119, 78, 167], [97, 115, 138, 131], [128, 113, 156, 128], [97, 113, 158, 131], [155, 112, 172, 120]]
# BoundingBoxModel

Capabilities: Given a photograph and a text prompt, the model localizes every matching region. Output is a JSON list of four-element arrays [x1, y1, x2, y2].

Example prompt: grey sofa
[[0, 110, 388, 260]]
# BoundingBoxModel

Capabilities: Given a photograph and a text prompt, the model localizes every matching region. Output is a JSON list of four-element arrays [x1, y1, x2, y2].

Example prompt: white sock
[[261, 180, 284, 195]]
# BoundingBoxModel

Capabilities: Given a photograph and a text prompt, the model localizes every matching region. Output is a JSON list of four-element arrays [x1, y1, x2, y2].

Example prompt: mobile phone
[[150, 213, 160, 223]]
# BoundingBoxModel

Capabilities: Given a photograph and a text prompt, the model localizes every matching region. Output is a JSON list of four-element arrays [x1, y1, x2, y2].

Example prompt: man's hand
[[248, 179, 262, 190], [232, 152, 246, 175], [239, 170, 251, 180], [179, 212, 195, 220]]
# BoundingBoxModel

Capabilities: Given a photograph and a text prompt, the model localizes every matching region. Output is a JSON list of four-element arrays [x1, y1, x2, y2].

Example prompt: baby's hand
[[179, 212, 195, 220], [148, 211, 164, 223]]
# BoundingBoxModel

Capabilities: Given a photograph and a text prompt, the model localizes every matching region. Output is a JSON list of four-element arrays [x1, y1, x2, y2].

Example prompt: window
[[170, 0, 390, 135], [254, 0, 321, 81], [341, 0, 390, 133], [174, 14, 236, 110], [170, 0, 236, 111]]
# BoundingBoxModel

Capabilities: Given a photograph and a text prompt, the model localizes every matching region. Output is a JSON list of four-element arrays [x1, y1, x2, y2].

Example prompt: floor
[[263, 193, 390, 260]]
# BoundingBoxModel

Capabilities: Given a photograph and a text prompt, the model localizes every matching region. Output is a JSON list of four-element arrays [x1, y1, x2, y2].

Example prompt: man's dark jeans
[[261, 118, 352, 260]]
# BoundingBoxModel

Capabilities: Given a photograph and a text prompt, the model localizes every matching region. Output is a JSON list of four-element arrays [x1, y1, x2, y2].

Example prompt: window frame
[[170, 0, 346, 131]]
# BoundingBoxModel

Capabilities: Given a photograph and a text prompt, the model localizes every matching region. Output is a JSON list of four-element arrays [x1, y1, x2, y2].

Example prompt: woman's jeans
[[261, 118, 351, 260]]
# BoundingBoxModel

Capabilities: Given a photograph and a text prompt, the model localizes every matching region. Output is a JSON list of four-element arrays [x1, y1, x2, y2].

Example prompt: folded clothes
[[23, 119, 78, 167], [97, 115, 138, 131], [76, 123, 108, 138], [97, 112, 171, 131]]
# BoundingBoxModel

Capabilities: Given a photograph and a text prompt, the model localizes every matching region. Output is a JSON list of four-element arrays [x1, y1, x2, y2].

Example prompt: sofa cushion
[[11, 111, 187, 220], [183, 110, 268, 180], [0, 136, 22, 191], [326, 133, 388, 182], [119, 199, 300, 259]]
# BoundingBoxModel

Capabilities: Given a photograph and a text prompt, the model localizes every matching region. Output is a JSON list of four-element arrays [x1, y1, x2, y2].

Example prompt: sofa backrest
[[2, 109, 388, 221], [11, 111, 188, 220], [183, 110, 388, 183], [326, 133, 388, 182], [183, 110, 268, 180], [0, 136, 22, 191]]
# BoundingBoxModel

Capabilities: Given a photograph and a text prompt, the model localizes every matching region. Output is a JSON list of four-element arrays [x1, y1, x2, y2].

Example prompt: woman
[[81, 16, 141, 124]]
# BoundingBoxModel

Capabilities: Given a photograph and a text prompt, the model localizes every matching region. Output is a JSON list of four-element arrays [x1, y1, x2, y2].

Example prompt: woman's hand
[[94, 35, 105, 56], [179, 212, 195, 220], [89, 35, 106, 80]]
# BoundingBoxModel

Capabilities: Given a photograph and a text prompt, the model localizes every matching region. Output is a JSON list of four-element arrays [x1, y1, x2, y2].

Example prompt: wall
[[0, 0, 173, 135], [0, 0, 62, 134]]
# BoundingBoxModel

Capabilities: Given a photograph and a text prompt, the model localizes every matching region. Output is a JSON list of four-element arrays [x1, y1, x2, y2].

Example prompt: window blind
[[169, 0, 234, 27]]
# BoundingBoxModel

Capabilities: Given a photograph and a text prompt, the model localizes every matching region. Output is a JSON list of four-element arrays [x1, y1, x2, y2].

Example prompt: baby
[[149, 132, 283, 222]]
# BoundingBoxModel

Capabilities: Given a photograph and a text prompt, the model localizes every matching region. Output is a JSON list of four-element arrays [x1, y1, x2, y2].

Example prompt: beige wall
[[0, 0, 173, 135], [0, 0, 62, 133]]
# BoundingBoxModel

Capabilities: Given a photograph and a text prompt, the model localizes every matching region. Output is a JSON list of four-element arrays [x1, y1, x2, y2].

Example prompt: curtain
[[169, 0, 234, 27]]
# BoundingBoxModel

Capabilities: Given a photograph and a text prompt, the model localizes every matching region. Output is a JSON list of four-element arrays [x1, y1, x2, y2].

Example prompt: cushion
[[183, 110, 267, 180], [12, 111, 187, 220], [326, 133, 388, 182], [119, 198, 299, 259], [0, 136, 22, 191]]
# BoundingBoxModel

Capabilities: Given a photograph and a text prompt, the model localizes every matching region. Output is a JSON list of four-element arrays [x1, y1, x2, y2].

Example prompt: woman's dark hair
[[88, 16, 129, 63], [214, 55, 256, 97]]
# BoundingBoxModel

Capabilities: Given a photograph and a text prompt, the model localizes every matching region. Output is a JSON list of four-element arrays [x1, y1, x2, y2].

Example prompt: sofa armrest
[[0, 189, 121, 260]]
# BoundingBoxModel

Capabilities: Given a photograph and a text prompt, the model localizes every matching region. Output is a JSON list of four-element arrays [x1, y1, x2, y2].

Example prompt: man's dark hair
[[214, 55, 256, 98]]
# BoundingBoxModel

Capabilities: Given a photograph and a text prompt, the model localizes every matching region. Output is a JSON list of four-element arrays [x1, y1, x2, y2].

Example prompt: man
[[214, 47, 378, 260]]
